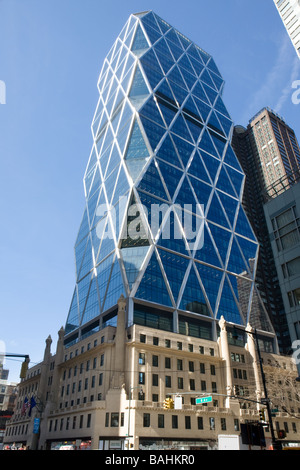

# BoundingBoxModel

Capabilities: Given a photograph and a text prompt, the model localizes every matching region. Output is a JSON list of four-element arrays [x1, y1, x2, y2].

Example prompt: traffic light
[[163, 398, 174, 409], [20, 357, 29, 379], [259, 408, 266, 422], [277, 429, 286, 439]]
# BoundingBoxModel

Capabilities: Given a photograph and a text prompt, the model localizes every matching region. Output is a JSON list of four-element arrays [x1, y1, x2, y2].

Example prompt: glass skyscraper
[[65, 11, 274, 345]]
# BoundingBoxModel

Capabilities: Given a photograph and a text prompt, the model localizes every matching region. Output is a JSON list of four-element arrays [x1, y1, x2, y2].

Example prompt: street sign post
[[196, 396, 213, 404]]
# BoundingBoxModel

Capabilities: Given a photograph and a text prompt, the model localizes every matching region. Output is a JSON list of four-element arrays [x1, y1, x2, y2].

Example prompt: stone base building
[[3, 296, 300, 450]]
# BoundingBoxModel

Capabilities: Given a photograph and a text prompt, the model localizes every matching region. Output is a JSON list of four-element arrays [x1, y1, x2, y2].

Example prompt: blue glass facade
[[65, 11, 273, 340]]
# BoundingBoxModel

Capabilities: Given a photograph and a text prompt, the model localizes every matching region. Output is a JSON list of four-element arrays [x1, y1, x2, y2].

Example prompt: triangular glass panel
[[194, 223, 222, 268], [188, 175, 212, 207], [77, 272, 92, 318], [207, 111, 225, 136], [65, 288, 80, 335], [135, 249, 173, 307], [224, 165, 244, 199], [75, 235, 88, 279], [201, 69, 216, 90], [214, 96, 231, 120], [129, 64, 149, 99], [170, 113, 192, 142], [84, 146, 98, 182], [196, 262, 223, 313], [216, 166, 236, 197], [140, 60, 163, 92], [175, 176, 197, 210], [236, 235, 258, 274], [156, 79, 176, 103], [89, 164, 101, 197], [165, 29, 183, 50], [96, 253, 115, 306], [120, 192, 150, 248], [112, 165, 130, 206], [99, 143, 112, 179], [75, 208, 90, 247], [141, 11, 161, 32], [217, 191, 238, 228], [168, 66, 187, 90], [227, 236, 250, 277], [87, 186, 101, 228], [188, 55, 204, 77], [156, 96, 178, 127], [155, 50, 174, 75], [78, 236, 94, 281], [156, 133, 183, 169], [121, 246, 149, 290], [193, 97, 211, 123], [210, 71, 224, 92], [125, 157, 150, 183], [158, 248, 190, 304], [171, 134, 194, 167], [217, 276, 243, 324], [140, 48, 163, 74], [207, 192, 230, 229], [102, 257, 125, 312], [138, 159, 169, 200], [104, 166, 119, 205], [131, 23, 149, 54], [141, 22, 161, 45], [178, 54, 195, 76], [81, 275, 100, 324], [235, 207, 256, 241], [184, 114, 203, 145], [106, 144, 121, 178], [156, 159, 184, 200], [140, 115, 166, 152], [209, 131, 227, 159], [216, 112, 232, 138], [166, 39, 183, 61], [156, 207, 190, 256], [208, 223, 232, 265], [125, 120, 149, 160], [192, 81, 210, 105], [207, 57, 221, 77], [140, 96, 165, 128], [187, 151, 210, 184], [224, 146, 243, 172], [154, 37, 174, 61], [200, 151, 221, 184], [203, 84, 218, 107], [91, 215, 107, 263], [179, 262, 211, 316], [154, 14, 171, 34], [196, 48, 210, 65], [198, 129, 219, 159]]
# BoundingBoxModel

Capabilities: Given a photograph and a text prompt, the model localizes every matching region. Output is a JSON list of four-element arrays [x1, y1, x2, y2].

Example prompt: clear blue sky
[[0, 0, 299, 382]]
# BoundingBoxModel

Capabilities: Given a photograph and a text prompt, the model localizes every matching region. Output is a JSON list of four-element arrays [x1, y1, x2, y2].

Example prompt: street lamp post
[[233, 326, 281, 451]]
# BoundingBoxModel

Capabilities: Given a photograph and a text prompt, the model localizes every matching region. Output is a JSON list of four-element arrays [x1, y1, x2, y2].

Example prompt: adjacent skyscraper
[[65, 11, 274, 348], [232, 108, 300, 352], [273, 0, 300, 58]]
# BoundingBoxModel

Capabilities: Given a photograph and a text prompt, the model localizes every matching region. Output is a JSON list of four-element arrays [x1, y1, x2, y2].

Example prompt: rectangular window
[[165, 376, 171, 388], [139, 372, 145, 385], [111, 413, 119, 427], [172, 415, 178, 429], [143, 413, 150, 427], [185, 416, 191, 429], [158, 414, 164, 428], [152, 355, 158, 367], [152, 374, 158, 386], [197, 416, 203, 430], [139, 353, 145, 365]]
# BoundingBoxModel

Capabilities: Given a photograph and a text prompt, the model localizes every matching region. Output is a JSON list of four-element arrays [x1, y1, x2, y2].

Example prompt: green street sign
[[196, 396, 213, 404]]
